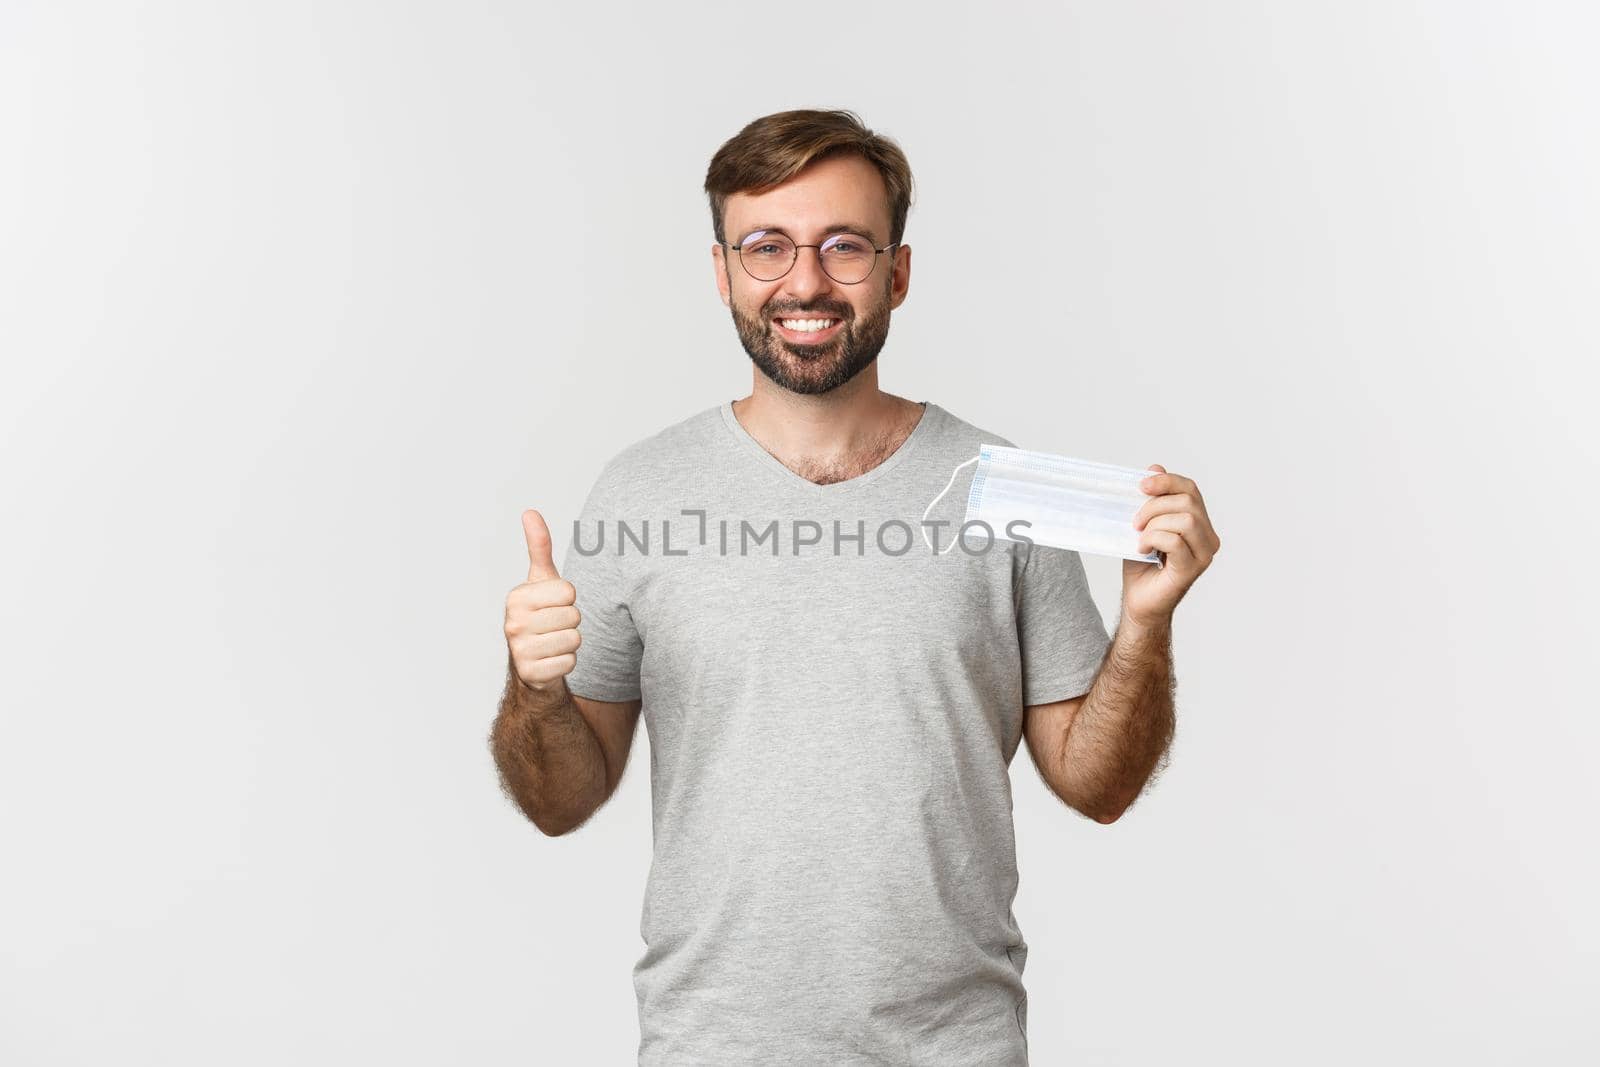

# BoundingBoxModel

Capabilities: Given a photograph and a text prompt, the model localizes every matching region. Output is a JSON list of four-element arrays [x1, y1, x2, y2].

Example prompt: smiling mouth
[[772, 316, 845, 343]]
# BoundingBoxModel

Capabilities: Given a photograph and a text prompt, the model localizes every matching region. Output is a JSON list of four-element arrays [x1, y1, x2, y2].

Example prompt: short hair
[[703, 109, 915, 248]]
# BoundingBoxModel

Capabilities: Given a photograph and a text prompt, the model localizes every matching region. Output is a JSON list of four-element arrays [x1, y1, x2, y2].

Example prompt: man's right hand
[[505, 509, 582, 692]]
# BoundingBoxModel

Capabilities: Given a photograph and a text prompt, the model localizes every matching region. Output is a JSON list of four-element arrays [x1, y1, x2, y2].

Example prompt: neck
[[731, 369, 925, 483], [735, 367, 907, 450]]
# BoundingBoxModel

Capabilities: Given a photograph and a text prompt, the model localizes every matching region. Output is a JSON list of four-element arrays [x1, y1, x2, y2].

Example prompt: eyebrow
[[736, 223, 884, 245]]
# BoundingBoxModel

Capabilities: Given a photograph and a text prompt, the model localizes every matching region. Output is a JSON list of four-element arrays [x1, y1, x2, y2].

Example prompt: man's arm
[[1022, 463, 1217, 824], [490, 658, 643, 836], [1022, 616, 1176, 824], [494, 507, 644, 836]]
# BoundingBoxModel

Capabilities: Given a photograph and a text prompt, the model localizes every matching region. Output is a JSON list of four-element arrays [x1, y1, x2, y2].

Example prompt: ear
[[888, 243, 911, 311], [712, 242, 731, 308]]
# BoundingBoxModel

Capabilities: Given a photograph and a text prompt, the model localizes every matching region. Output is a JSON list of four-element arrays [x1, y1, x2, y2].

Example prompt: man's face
[[714, 153, 911, 396]]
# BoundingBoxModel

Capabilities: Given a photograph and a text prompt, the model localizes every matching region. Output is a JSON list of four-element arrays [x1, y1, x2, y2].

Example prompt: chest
[[628, 537, 1022, 693]]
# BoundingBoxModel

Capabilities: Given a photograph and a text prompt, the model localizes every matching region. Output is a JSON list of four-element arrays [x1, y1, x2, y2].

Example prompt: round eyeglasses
[[726, 230, 898, 285]]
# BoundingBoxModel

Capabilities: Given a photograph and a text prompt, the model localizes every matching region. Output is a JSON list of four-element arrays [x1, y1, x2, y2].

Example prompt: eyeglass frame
[[722, 229, 901, 285]]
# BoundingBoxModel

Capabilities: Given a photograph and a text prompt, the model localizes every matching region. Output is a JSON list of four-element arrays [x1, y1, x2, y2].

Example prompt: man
[[491, 109, 1221, 1065]]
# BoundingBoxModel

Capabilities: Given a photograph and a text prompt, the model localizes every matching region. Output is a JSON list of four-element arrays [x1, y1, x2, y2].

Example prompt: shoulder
[[924, 401, 1018, 453], [581, 401, 725, 501]]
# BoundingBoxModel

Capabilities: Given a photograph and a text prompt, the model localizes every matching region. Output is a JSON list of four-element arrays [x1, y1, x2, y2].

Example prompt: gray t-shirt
[[559, 399, 1112, 1066]]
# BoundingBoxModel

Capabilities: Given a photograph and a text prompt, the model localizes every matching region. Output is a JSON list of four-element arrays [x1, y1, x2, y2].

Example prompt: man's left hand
[[1122, 464, 1221, 630]]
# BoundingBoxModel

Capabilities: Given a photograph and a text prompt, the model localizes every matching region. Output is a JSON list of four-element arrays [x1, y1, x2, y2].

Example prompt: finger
[[1137, 464, 1166, 495], [1140, 514, 1214, 566], [1131, 492, 1207, 532], [1144, 509, 1221, 557], [507, 577, 577, 613], [1136, 527, 1197, 571], [522, 509, 561, 582], [1138, 467, 1199, 500], [506, 603, 581, 637], [528, 603, 580, 634], [520, 653, 577, 690], [512, 627, 583, 663]]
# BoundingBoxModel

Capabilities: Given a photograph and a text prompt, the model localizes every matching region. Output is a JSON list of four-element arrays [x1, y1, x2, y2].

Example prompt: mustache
[[765, 306, 852, 320]]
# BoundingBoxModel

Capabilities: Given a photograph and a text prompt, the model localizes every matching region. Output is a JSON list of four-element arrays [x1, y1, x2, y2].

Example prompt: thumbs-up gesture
[[505, 509, 581, 692]]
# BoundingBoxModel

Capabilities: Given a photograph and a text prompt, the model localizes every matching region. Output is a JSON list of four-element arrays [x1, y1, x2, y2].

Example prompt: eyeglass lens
[[737, 231, 881, 284]]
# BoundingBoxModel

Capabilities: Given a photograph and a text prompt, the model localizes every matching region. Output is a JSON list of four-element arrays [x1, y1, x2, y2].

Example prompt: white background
[[2, 2, 1594, 1063]]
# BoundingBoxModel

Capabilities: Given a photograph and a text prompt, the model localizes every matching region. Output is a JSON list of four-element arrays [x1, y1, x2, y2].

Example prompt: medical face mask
[[922, 444, 1163, 564]]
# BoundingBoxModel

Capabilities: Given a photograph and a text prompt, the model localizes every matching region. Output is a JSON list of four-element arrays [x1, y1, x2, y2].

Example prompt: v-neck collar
[[718, 399, 940, 496]]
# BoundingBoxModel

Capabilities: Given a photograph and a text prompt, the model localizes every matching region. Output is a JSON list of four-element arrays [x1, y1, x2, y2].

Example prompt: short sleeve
[[559, 463, 644, 703], [1013, 542, 1112, 705]]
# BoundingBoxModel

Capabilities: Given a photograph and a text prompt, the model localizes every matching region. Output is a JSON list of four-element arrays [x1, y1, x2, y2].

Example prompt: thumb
[[522, 509, 561, 582]]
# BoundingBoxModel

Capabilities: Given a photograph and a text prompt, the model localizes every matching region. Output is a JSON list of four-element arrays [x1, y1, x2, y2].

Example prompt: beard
[[729, 283, 893, 396]]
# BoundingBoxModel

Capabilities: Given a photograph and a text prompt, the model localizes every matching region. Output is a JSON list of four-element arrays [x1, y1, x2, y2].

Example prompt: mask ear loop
[[921, 453, 980, 555]]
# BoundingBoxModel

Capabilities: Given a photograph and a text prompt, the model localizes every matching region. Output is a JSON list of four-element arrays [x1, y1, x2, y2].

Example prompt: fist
[[505, 509, 581, 692]]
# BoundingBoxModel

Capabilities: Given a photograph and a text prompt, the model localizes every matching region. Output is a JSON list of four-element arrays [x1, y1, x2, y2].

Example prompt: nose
[[778, 245, 834, 304]]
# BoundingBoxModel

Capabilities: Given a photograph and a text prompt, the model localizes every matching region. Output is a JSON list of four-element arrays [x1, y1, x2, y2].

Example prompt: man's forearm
[[490, 659, 608, 836], [1062, 617, 1177, 823]]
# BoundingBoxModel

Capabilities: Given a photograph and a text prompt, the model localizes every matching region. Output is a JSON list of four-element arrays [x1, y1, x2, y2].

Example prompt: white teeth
[[778, 318, 838, 332]]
